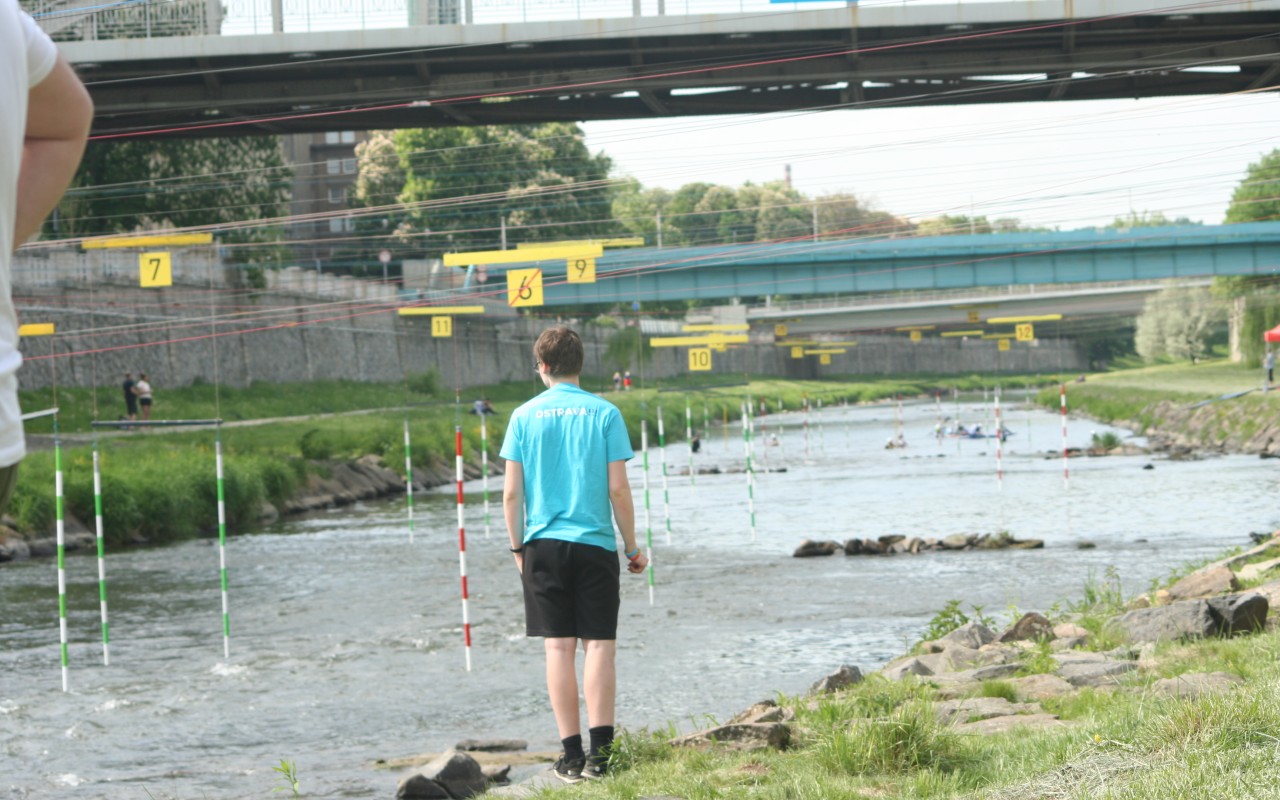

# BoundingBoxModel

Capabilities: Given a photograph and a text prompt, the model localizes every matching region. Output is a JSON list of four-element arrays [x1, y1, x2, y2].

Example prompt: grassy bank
[[558, 547, 1280, 800], [6, 370, 1061, 544], [1035, 359, 1278, 431]]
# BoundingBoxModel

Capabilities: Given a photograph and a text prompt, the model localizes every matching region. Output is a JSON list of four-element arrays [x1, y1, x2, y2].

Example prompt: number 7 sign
[[139, 252, 172, 287]]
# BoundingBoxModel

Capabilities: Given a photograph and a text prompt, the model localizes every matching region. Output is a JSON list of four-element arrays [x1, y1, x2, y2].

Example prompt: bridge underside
[[60, 4, 1280, 138]]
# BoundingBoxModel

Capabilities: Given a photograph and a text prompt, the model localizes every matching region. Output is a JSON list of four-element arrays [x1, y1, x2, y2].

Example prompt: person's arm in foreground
[[608, 460, 646, 573], [15, 54, 93, 248], [503, 460, 525, 573]]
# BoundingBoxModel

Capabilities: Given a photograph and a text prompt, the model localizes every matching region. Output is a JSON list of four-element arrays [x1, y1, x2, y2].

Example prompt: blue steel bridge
[[444, 222, 1280, 334]]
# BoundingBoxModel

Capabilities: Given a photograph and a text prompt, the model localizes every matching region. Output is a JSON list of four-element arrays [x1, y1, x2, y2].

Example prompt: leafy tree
[[1108, 210, 1201, 228], [391, 122, 612, 250], [352, 130, 407, 238], [1225, 148, 1280, 224], [51, 136, 291, 269], [1134, 285, 1223, 363], [611, 179, 669, 244], [814, 193, 903, 239]]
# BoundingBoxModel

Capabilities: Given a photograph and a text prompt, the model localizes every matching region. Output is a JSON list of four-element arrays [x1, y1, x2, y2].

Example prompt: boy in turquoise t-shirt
[[501, 325, 648, 783]]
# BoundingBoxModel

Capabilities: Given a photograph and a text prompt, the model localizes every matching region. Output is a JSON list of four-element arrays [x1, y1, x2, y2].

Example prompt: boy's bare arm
[[608, 460, 645, 572], [502, 461, 525, 568], [16, 55, 93, 248]]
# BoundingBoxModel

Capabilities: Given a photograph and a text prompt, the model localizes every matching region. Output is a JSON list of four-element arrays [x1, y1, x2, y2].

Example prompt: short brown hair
[[534, 325, 584, 377]]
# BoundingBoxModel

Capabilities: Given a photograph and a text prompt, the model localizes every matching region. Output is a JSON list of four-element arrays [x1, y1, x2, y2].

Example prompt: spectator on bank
[[134, 373, 153, 421], [122, 372, 137, 421]]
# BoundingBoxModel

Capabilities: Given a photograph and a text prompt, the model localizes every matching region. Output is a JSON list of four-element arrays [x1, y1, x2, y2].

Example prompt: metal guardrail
[[23, 0, 857, 39]]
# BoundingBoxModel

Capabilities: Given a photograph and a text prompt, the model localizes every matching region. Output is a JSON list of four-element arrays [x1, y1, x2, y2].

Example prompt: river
[[1, 396, 1274, 798]]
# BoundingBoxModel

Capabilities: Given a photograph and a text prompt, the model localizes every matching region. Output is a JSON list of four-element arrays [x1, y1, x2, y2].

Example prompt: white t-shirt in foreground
[[0, 1, 59, 466]]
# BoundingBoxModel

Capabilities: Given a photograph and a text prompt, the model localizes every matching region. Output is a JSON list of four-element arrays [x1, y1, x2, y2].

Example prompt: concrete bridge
[[27, 0, 1280, 137]]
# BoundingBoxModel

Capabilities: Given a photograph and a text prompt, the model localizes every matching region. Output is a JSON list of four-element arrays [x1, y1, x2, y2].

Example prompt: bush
[[405, 369, 443, 397], [298, 429, 335, 460]]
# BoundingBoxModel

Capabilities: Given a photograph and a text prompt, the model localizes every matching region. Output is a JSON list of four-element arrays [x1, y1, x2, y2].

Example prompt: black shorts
[[125, 398, 138, 413], [140, 398, 152, 407], [522, 538, 620, 640]]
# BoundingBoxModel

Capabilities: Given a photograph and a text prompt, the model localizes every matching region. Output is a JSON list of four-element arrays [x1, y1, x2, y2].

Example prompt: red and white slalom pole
[[1060, 383, 1069, 489], [455, 427, 472, 671]]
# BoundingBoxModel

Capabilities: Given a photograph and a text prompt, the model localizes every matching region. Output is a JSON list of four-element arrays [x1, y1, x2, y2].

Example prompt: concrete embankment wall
[[12, 282, 1085, 391]]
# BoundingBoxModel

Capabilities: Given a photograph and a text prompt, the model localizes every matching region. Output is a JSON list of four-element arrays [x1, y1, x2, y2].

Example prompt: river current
[[1, 397, 1275, 798]]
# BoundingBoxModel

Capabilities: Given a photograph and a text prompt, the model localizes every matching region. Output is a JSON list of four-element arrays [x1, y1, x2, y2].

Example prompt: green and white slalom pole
[[54, 414, 68, 691], [640, 411, 655, 605], [403, 416, 415, 545], [685, 396, 695, 488], [215, 423, 230, 659], [741, 401, 756, 542], [481, 411, 491, 538], [657, 403, 672, 546], [93, 440, 110, 666]]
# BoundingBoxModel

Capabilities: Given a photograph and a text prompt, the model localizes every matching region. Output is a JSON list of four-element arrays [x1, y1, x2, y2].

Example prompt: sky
[[582, 91, 1279, 231]]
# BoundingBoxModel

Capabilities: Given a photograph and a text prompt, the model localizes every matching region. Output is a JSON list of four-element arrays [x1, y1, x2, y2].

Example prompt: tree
[[1108, 210, 1201, 228], [1225, 148, 1280, 224], [1134, 285, 1224, 363], [391, 122, 613, 250], [51, 137, 292, 268], [611, 179, 669, 245], [814, 193, 903, 239]]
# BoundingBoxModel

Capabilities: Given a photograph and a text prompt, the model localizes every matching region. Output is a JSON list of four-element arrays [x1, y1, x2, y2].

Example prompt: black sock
[[561, 734, 585, 761], [588, 725, 615, 762]]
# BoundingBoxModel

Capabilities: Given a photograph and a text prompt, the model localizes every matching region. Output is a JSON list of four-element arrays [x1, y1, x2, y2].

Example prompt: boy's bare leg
[[582, 638, 617, 728], [544, 637, 581, 738]]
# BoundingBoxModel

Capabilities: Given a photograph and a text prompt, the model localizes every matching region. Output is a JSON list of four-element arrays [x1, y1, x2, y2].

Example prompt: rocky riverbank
[[387, 532, 1280, 799], [0, 453, 502, 563]]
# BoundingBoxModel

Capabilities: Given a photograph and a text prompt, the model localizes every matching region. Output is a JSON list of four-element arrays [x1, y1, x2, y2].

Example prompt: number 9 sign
[[688, 348, 712, 372], [566, 257, 596, 283]]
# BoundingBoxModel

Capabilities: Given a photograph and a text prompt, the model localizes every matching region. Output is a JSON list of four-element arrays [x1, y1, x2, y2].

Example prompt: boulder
[[480, 764, 511, 784], [1006, 674, 1075, 701], [939, 622, 997, 650], [932, 697, 1040, 726], [998, 612, 1055, 643], [455, 739, 527, 753], [1052, 622, 1089, 639], [941, 534, 972, 550], [1050, 636, 1088, 652], [1007, 539, 1045, 550], [1109, 600, 1218, 643], [670, 722, 790, 751], [880, 656, 933, 680], [793, 539, 840, 558], [0, 536, 30, 562], [728, 700, 794, 725], [1056, 660, 1136, 687], [1237, 557, 1280, 583], [878, 535, 906, 547], [859, 539, 886, 555], [410, 750, 487, 799], [1167, 566, 1239, 600], [810, 665, 864, 694], [396, 774, 450, 799], [1152, 672, 1244, 698], [842, 539, 862, 556], [1205, 592, 1268, 635], [955, 713, 1074, 735]]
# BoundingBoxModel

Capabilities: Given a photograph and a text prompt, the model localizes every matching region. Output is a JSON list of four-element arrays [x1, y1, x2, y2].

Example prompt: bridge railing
[[24, 0, 854, 39]]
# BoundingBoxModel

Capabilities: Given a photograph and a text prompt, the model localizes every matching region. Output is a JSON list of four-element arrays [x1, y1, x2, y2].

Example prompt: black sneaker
[[582, 759, 607, 780], [552, 754, 585, 784]]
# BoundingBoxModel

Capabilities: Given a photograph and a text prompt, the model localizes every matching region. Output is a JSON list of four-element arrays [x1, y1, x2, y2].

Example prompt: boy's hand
[[626, 552, 648, 574]]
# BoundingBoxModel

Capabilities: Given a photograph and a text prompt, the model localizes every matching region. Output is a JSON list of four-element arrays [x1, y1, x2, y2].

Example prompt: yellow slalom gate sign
[[998, 338, 1012, 351], [397, 305, 486, 339], [1016, 323, 1035, 342], [432, 317, 453, 337], [140, 252, 172, 287], [688, 348, 712, 371], [910, 330, 922, 343], [508, 269, 544, 307], [18, 323, 54, 336], [566, 257, 595, 283]]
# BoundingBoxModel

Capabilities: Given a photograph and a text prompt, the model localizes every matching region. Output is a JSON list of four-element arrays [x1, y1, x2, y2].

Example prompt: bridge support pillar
[[272, 0, 283, 33]]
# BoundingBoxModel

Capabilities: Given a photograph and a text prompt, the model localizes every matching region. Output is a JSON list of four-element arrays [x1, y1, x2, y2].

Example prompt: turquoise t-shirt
[[500, 383, 634, 551]]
